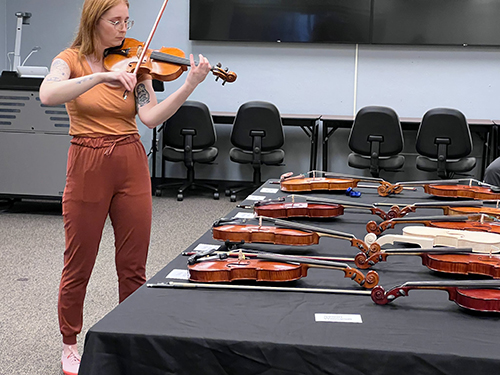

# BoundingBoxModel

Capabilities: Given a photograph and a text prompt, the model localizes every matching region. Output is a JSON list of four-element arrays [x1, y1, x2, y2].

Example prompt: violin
[[369, 226, 500, 254], [397, 178, 500, 200], [371, 280, 500, 313], [279, 171, 403, 197], [354, 246, 500, 279], [187, 251, 379, 289], [104, 37, 237, 85], [212, 216, 381, 254], [365, 214, 491, 236], [379, 200, 487, 219], [247, 196, 390, 220]]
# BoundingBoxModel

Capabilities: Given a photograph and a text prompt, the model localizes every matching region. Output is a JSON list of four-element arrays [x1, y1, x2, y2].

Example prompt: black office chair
[[347, 106, 405, 177], [154, 101, 219, 201], [226, 101, 285, 202], [415, 108, 476, 178]]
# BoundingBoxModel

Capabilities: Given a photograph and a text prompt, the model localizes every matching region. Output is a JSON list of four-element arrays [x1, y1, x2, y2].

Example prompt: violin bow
[[123, 0, 170, 99], [148, 281, 373, 296]]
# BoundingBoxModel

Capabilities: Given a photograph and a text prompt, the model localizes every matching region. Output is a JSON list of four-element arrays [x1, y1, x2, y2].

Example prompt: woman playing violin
[[39, 1, 211, 373]]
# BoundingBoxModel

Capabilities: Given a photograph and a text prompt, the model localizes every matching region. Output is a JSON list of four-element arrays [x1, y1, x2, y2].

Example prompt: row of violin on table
[[150, 171, 500, 314]]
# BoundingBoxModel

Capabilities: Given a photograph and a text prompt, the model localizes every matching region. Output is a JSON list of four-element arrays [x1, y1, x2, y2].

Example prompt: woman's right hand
[[40, 58, 138, 106], [99, 70, 137, 92]]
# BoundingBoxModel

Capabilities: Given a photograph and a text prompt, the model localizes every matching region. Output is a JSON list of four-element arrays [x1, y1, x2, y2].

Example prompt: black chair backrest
[[416, 108, 472, 159], [348, 106, 403, 156], [231, 101, 284, 151], [164, 101, 216, 149]]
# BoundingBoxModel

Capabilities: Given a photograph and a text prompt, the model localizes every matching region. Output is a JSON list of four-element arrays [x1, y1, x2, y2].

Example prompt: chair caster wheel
[[230, 194, 237, 202], [155, 189, 162, 197], [225, 189, 231, 196], [177, 193, 183, 201], [213, 192, 220, 200]]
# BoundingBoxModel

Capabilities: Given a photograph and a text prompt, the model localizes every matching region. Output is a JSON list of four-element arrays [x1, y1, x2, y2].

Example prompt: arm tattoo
[[76, 76, 93, 85], [136, 83, 151, 108], [47, 59, 69, 82]]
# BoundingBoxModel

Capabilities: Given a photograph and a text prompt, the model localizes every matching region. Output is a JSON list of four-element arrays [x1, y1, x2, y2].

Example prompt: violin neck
[[412, 200, 483, 208], [150, 51, 214, 70], [396, 178, 476, 186], [382, 246, 473, 255]]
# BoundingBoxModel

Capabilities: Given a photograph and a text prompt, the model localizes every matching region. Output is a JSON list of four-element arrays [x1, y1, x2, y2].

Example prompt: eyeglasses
[[102, 18, 134, 30]]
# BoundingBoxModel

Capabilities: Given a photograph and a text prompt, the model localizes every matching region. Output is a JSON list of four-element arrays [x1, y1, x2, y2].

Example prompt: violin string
[[150, 51, 218, 71]]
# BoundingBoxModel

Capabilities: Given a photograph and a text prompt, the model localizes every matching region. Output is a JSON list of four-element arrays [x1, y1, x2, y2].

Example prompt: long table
[[79, 180, 500, 375], [321, 115, 495, 179]]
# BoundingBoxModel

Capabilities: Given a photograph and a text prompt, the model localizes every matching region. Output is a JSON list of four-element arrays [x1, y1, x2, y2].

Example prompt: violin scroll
[[377, 181, 403, 197], [366, 220, 383, 236], [212, 62, 237, 85], [343, 268, 379, 289], [354, 252, 377, 269], [370, 285, 393, 305]]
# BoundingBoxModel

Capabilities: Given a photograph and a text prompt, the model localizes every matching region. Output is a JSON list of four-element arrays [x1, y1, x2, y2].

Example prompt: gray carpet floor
[[0, 192, 237, 375]]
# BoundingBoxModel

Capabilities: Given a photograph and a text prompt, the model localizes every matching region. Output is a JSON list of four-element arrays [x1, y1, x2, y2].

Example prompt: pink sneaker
[[61, 344, 81, 375]]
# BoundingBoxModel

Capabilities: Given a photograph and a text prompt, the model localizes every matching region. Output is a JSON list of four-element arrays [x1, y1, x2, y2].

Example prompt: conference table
[[321, 115, 495, 179], [79, 180, 500, 375]]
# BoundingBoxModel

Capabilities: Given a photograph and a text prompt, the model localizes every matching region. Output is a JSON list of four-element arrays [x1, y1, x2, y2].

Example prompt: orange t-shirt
[[55, 48, 151, 137]]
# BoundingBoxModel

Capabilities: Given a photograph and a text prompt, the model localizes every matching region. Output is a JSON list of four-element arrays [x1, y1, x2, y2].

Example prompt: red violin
[[187, 252, 379, 289], [366, 214, 500, 236], [248, 196, 393, 220], [212, 216, 381, 254], [371, 280, 500, 313], [279, 171, 403, 197], [354, 246, 500, 280], [397, 178, 500, 200]]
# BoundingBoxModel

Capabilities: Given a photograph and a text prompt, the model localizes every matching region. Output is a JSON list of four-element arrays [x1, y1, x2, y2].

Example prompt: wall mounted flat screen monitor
[[373, 0, 500, 46], [189, 0, 372, 44]]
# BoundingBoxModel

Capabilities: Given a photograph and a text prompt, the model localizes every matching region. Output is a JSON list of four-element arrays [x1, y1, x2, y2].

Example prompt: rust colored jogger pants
[[59, 134, 152, 345]]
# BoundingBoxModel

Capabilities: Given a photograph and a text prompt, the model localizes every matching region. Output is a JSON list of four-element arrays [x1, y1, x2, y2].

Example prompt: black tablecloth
[[79, 180, 500, 375]]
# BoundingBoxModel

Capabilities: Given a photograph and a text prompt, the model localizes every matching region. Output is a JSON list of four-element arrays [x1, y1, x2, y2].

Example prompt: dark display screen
[[190, 0, 500, 46], [373, 0, 500, 46], [189, 0, 372, 44]]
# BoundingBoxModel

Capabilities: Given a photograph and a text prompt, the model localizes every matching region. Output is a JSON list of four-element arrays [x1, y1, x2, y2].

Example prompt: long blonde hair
[[71, 0, 129, 58]]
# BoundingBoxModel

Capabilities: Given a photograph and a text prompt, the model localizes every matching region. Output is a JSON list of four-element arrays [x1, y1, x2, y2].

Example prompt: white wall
[[3, 0, 499, 182], [0, 0, 6, 71]]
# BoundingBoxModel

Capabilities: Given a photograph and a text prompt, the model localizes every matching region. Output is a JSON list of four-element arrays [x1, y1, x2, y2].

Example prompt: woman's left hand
[[186, 54, 211, 87]]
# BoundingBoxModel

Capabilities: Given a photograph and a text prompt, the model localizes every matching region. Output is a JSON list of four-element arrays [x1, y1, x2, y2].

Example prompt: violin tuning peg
[[216, 62, 222, 68]]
